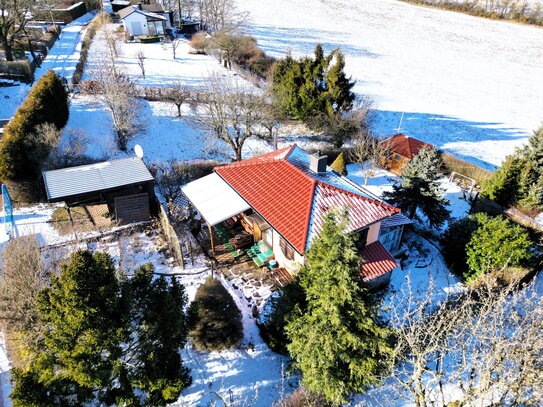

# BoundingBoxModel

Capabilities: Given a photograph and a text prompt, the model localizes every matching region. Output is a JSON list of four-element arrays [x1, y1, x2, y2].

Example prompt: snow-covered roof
[[42, 157, 153, 201], [181, 172, 250, 226], [118, 5, 166, 21]]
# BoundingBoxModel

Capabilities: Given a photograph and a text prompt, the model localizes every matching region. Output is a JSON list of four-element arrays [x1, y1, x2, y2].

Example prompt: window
[[279, 237, 295, 260], [395, 154, 401, 161]]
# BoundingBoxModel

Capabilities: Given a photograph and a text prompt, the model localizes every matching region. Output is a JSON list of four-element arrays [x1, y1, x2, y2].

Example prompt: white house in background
[[118, 5, 167, 37]]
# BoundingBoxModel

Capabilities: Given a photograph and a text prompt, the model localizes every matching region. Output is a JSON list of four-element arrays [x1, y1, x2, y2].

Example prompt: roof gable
[[216, 145, 400, 254], [382, 133, 434, 159]]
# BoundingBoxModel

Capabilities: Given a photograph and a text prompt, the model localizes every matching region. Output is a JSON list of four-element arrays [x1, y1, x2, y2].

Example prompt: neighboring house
[[182, 145, 412, 289], [380, 133, 435, 175], [118, 4, 167, 37], [140, 3, 172, 29]]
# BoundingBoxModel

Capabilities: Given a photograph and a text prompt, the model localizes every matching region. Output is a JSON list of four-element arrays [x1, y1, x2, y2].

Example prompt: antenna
[[134, 144, 144, 159], [396, 112, 405, 134]]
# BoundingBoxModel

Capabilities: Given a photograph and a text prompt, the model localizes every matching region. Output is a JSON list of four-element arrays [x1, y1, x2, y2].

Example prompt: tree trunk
[[235, 145, 242, 161], [176, 103, 182, 117], [1, 36, 14, 61]]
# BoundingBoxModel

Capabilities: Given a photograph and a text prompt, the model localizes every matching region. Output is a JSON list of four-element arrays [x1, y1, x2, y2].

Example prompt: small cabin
[[380, 133, 435, 175]]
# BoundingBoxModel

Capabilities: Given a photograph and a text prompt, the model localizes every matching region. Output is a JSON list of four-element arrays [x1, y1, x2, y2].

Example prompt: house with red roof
[[380, 133, 435, 175], [182, 145, 411, 289]]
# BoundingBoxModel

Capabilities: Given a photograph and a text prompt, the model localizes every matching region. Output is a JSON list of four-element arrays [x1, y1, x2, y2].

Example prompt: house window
[[279, 237, 295, 260], [353, 228, 368, 251]]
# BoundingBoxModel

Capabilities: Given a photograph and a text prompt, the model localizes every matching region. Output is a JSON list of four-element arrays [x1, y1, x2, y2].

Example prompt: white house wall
[[123, 13, 148, 36], [270, 229, 304, 274], [367, 222, 381, 245]]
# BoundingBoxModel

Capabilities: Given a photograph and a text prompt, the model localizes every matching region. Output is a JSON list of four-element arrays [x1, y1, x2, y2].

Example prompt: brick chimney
[[310, 151, 327, 174]]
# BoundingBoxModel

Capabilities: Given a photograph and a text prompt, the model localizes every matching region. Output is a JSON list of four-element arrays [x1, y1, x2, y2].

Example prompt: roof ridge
[[218, 145, 296, 170], [316, 181, 400, 213]]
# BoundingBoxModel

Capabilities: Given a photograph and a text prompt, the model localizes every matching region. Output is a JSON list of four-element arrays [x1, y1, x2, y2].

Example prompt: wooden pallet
[[271, 267, 293, 287]]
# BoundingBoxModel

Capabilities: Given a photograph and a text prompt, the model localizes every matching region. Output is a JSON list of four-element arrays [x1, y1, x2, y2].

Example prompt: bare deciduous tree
[[0, 236, 49, 370], [194, 74, 263, 161], [386, 277, 543, 407], [0, 0, 34, 61], [165, 81, 190, 117], [196, 0, 249, 33], [349, 130, 390, 185], [171, 37, 181, 59], [137, 50, 146, 79], [91, 55, 142, 151]]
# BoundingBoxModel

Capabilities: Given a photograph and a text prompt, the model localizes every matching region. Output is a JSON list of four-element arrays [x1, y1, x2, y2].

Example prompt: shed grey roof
[[43, 157, 153, 201]]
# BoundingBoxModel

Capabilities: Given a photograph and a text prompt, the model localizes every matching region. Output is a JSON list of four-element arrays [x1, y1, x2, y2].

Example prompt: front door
[[130, 21, 143, 36]]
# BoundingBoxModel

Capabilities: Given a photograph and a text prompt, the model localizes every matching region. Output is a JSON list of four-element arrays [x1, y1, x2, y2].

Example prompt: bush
[[465, 213, 533, 283], [0, 70, 69, 182], [189, 31, 209, 54], [441, 216, 479, 277], [441, 152, 491, 185], [72, 13, 108, 86], [257, 278, 306, 355], [188, 277, 242, 351], [140, 36, 160, 43], [273, 387, 326, 407]]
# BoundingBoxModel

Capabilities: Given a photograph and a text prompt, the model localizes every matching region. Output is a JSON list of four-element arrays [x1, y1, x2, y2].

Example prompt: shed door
[[115, 193, 150, 225], [130, 21, 143, 36]]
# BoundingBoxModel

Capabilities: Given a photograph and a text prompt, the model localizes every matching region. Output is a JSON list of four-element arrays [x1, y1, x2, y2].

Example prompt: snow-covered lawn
[[237, 0, 543, 169], [0, 12, 95, 120]]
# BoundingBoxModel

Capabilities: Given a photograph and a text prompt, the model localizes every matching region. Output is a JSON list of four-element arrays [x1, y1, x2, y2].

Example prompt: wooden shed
[[42, 157, 155, 225], [380, 133, 434, 175]]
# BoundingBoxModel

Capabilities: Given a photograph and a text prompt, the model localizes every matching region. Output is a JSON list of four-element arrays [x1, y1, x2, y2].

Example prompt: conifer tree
[[465, 214, 533, 282], [119, 263, 191, 406], [325, 50, 355, 115], [286, 211, 392, 405], [330, 151, 347, 175], [383, 148, 450, 228], [0, 70, 69, 181]]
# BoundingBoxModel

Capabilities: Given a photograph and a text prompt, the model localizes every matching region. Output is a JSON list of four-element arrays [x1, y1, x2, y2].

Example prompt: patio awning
[[181, 172, 250, 226]]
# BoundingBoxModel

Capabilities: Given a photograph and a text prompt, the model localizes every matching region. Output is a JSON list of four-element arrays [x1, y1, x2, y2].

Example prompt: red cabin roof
[[381, 133, 434, 159]]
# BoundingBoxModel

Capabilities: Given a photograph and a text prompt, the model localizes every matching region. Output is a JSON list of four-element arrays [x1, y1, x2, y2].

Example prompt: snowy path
[[0, 12, 95, 120], [237, 0, 543, 168]]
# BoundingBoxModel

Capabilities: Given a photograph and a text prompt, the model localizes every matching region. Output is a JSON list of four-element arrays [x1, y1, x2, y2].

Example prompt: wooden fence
[[158, 201, 185, 270]]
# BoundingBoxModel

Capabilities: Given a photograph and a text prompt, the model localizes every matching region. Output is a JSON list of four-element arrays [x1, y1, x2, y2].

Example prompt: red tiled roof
[[216, 159, 316, 252], [216, 146, 399, 254], [361, 241, 398, 282], [381, 133, 434, 159], [309, 183, 399, 243]]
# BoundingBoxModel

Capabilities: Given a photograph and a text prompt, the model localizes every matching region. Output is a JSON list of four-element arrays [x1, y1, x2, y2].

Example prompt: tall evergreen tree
[[286, 211, 392, 405], [118, 263, 191, 406], [10, 252, 192, 406], [0, 70, 69, 181], [271, 45, 355, 122], [325, 50, 355, 115], [383, 148, 450, 228]]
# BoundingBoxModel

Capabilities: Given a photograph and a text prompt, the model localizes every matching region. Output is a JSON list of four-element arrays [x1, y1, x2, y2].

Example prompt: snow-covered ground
[[238, 0, 543, 169], [0, 12, 95, 120]]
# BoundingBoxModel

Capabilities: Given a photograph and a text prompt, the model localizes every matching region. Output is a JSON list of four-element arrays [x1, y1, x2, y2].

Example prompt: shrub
[[441, 152, 491, 185], [330, 152, 347, 175], [441, 216, 480, 277], [72, 13, 108, 86], [189, 31, 209, 54], [465, 213, 533, 283], [188, 277, 242, 351], [140, 36, 160, 43], [0, 70, 69, 182], [273, 387, 326, 407]]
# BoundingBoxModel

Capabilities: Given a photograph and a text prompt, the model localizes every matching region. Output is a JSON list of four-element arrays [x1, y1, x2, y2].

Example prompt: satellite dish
[[134, 144, 144, 159]]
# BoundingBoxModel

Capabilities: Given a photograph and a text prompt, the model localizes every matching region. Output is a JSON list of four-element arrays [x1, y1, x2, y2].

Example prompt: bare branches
[[349, 130, 390, 185], [136, 50, 146, 79], [165, 81, 190, 117], [0, 0, 34, 61], [387, 278, 543, 406], [193, 74, 263, 161]]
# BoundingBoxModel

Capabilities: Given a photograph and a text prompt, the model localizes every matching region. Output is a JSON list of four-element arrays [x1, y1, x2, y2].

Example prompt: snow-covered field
[[238, 0, 543, 169]]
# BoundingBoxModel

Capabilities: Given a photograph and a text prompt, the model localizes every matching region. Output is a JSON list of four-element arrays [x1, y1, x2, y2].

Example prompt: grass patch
[[441, 152, 492, 185]]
